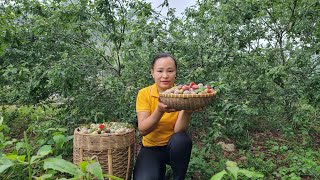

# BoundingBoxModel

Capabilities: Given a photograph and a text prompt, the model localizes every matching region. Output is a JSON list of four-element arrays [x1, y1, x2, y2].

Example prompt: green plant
[[0, 131, 53, 179], [211, 160, 264, 180], [187, 146, 222, 179], [245, 152, 277, 177], [39, 127, 73, 156], [0, 116, 72, 180], [40, 157, 123, 180], [0, 116, 15, 153], [0, 130, 122, 180], [273, 148, 320, 179]]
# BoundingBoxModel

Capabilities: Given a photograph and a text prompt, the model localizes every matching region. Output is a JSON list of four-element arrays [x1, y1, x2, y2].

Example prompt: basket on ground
[[73, 124, 135, 180], [159, 92, 216, 110]]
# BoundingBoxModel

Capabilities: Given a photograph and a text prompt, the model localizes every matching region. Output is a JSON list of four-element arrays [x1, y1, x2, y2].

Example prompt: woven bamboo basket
[[159, 92, 216, 110], [73, 126, 135, 180]]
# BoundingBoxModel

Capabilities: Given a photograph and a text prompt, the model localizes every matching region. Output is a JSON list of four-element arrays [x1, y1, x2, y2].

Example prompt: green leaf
[[43, 158, 84, 177], [0, 157, 14, 173], [45, 128, 56, 132], [31, 155, 41, 164], [35, 173, 53, 180], [65, 135, 74, 142], [58, 128, 68, 132], [0, 43, 7, 56], [53, 134, 66, 149], [16, 155, 26, 162], [86, 162, 103, 180], [210, 170, 227, 180], [227, 166, 239, 179], [37, 145, 52, 156], [31, 145, 52, 163], [15, 142, 26, 151], [5, 154, 26, 162], [103, 174, 124, 180], [3, 139, 17, 147], [79, 161, 89, 173], [238, 169, 264, 178], [37, 138, 46, 146], [226, 160, 237, 167], [4, 154, 16, 160]]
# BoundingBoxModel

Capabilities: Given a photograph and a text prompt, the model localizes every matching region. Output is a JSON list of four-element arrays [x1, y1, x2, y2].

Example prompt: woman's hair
[[151, 52, 177, 69]]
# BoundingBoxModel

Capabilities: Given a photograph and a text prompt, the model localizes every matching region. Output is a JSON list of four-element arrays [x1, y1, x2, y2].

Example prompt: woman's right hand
[[137, 100, 176, 136]]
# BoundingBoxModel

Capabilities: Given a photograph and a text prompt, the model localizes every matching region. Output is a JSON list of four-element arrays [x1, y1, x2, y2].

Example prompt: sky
[[144, 0, 197, 17], [0, 0, 196, 17]]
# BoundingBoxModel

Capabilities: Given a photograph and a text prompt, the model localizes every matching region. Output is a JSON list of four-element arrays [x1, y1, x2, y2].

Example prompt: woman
[[133, 53, 193, 180]]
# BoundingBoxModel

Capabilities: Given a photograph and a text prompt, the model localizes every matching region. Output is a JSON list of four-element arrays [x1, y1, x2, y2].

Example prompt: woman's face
[[151, 57, 176, 92]]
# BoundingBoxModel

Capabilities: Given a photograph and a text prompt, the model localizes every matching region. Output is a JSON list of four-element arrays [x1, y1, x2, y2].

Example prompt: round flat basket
[[159, 92, 216, 110], [73, 126, 135, 180]]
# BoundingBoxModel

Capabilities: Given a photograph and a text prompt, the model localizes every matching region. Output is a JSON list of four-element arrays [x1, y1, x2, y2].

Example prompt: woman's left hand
[[158, 101, 177, 113]]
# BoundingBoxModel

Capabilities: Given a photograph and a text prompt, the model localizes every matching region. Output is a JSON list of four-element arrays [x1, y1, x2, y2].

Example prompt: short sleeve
[[136, 89, 151, 112]]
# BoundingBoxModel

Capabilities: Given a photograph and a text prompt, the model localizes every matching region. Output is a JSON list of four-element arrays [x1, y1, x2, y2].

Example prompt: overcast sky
[[144, 0, 196, 17]]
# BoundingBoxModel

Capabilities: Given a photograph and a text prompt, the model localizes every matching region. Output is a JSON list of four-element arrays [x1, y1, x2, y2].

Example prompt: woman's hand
[[157, 100, 177, 113], [137, 100, 176, 136]]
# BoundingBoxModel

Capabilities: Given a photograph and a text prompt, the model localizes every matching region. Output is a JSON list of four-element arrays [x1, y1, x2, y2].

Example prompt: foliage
[[211, 160, 264, 180], [42, 158, 123, 180], [0, 116, 69, 179], [243, 139, 320, 179], [273, 148, 320, 179], [0, 116, 122, 179], [187, 146, 220, 179]]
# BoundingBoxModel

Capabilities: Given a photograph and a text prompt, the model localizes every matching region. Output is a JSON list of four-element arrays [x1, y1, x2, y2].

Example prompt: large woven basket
[[159, 92, 216, 110], [73, 126, 135, 180]]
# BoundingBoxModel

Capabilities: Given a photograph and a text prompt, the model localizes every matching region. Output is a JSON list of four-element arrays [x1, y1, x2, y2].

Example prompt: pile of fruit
[[161, 82, 215, 95], [78, 122, 133, 135]]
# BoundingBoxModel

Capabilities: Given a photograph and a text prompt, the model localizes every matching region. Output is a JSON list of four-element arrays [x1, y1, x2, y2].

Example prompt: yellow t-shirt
[[136, 83, 179, 147]]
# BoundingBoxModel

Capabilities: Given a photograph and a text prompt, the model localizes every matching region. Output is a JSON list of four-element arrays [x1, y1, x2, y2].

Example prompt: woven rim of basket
[[74, 128, 135, 136], [159, 92, 216, 98]]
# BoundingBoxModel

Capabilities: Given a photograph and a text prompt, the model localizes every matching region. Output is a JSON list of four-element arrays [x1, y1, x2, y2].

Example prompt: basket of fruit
[[159, 82, 217, 110], [73, 122, 135, 180]]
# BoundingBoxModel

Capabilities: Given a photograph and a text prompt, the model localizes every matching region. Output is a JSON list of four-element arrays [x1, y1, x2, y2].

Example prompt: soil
[[190, 130, 319, 180]]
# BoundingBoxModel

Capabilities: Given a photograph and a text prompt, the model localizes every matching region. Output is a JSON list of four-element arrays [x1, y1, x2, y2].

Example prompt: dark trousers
[[133, 131, 192, 180]]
